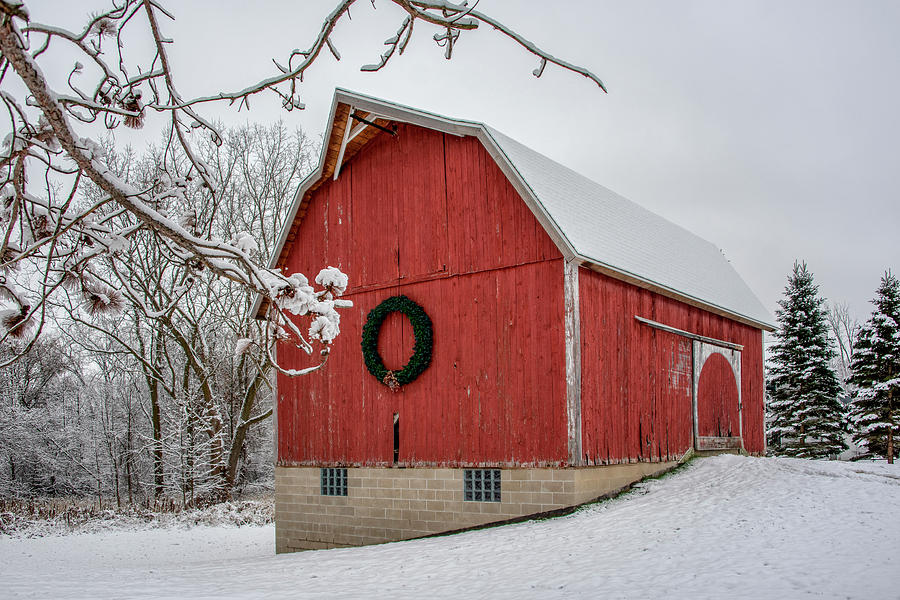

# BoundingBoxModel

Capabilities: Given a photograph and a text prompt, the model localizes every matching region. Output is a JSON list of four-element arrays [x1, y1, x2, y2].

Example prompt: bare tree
[[827, 301, 859, 393], [0, 0, 604, 371], [0, 337, 97, 497], [0, 0, 605, 504], [38, 122, 314, 501]]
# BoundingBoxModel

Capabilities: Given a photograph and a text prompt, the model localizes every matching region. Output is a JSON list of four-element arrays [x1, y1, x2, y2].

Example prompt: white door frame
[[692, 341, 742, 451]]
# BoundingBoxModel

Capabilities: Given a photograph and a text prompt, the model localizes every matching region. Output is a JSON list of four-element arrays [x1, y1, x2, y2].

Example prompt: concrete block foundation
[[275, 462, 676, 553]]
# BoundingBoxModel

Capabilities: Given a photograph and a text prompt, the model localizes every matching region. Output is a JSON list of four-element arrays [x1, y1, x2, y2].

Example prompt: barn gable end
[[277, 122, 568, 468]]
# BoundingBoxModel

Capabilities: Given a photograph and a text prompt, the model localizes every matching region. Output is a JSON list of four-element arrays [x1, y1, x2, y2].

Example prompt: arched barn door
[[697, 354, 739, 437], [692, 342, 743, 451]]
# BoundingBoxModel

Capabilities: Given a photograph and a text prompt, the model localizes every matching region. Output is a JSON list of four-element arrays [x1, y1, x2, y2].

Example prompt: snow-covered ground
[[2, 455, 898, 599]]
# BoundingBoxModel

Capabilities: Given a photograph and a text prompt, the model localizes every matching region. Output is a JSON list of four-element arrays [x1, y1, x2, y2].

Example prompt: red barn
[[261, 89, 773, 553]]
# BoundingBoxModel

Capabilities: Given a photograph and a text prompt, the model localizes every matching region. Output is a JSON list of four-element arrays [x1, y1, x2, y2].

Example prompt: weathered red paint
[[276, 120, 767, 469], [277, 125, 566, 467], [578, 269, 765, 462], [697, 353, 740, 438]]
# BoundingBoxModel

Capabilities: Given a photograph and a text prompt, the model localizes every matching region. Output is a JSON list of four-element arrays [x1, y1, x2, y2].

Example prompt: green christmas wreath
[[361, 295, 433, 389]]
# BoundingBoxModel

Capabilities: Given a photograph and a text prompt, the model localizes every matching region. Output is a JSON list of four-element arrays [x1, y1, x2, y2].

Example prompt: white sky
[[25, 0, 900, 323]]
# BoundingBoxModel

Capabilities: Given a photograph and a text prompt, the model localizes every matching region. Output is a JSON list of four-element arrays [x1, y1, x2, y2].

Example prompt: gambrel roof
[[258, 89, 773, 330]]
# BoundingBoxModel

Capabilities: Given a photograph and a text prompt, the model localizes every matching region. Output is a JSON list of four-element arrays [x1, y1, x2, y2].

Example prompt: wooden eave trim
[[332, 88, 478, 137]]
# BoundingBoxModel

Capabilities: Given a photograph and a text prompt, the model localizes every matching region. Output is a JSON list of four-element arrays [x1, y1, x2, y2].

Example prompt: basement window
[[320, 468, 348, 496], [464, 469, 501, 502]]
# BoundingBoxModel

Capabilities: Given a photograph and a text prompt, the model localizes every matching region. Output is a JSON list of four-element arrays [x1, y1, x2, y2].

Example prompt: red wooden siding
[[697, 353, 741, 438], [277, 124, 566, 467], [579, 268, 765, 462], [292, 125, 560, 295]]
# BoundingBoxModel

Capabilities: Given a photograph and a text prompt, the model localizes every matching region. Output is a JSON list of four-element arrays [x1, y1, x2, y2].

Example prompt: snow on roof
[[264, 89, 773, 329], [481, 126, 773, 328]]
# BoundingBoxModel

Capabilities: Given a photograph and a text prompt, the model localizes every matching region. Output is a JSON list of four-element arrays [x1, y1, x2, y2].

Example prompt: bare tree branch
[[0, 0, 603, 375]]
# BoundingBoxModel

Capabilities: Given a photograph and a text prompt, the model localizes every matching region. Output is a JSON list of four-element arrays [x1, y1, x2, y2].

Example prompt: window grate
[[320, 467, 348, 496], [464, 469, 501, 502]]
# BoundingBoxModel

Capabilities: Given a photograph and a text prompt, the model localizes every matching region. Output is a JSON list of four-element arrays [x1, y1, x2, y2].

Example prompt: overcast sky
[[29, 0, 900, 323]]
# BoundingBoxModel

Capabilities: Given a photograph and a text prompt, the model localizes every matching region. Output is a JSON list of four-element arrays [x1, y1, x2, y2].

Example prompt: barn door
[[692, 341, 743, 451]]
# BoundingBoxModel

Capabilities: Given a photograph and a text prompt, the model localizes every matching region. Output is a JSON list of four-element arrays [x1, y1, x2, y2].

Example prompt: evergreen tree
[[767, 262, 847, 457], [849, 272, 900, 463]]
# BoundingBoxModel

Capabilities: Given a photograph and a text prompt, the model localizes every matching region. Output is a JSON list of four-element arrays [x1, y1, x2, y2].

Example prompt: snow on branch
[[0, 0, 604, 371]]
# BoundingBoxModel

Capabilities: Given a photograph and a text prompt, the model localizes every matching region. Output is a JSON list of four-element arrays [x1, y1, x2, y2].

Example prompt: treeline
[[0, 122, 318, 505], [767, 262, 899, 462]]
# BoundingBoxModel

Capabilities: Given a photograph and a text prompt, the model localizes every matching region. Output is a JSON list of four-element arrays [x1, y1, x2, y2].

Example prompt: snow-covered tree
[[53, 123, 317, 501], [0, 0, 605, 503], [849, 272, 900, 463], [1, 123, 317, 502], [0, 0, 605, 371], [767, 262, 846, 458]]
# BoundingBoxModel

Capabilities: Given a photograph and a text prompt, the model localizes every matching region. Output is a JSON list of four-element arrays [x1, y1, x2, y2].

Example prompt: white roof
[[264, 89, 773, 329], [482, 126, 773, 328]]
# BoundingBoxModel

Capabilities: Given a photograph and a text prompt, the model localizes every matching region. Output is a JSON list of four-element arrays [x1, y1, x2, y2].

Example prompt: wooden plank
[[697, 436, 743, 451], [444, 134, 561, 277], [564, 259, 582, 464], [397, 126, 448, 279], [635, 316, 744, 350]]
